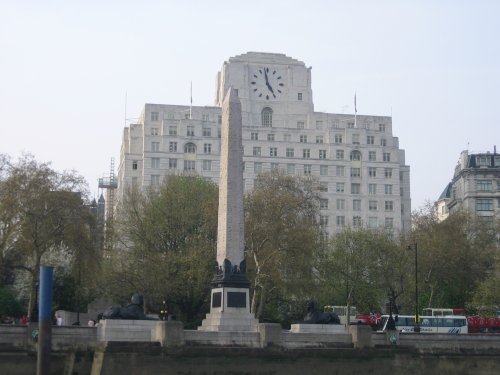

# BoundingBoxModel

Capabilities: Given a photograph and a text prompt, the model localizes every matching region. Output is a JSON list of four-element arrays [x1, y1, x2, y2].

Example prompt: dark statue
[[102, 293, 154, 320], [302, 300, 340, 325]]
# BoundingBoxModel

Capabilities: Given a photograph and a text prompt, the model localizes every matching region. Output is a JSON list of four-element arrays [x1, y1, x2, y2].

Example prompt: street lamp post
[[408, 242, 420, 333]]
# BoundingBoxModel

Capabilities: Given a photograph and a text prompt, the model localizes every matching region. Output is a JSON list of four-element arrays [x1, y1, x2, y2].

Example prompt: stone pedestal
[[349, 325, 373, 348], [97, 319, 157, 342], [259, 323, 282, 347], [290, 324, 346, 334], [199, 287, 258, 332], [153, 321, 185, 347]]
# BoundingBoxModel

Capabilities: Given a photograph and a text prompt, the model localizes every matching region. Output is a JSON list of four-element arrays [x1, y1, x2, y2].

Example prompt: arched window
[[184, 142, 196, 154], [261, 107, 273, 127], [350, 150, 361, 161]]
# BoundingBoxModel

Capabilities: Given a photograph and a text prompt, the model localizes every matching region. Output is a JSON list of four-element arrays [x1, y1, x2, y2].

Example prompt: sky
[[1, 0, 499, 210]]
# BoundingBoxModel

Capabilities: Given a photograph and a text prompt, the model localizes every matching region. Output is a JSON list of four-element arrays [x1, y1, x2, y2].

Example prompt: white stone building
[[117, 52, 411, 235], [437, 149, 500, 221]]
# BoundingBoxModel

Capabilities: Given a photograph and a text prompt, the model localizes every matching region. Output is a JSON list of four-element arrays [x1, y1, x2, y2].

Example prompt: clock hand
[[264, 69, 270, 85]]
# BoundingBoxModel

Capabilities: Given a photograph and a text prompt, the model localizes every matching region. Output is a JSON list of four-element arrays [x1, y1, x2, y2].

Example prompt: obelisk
[[199, 87, 258, 332]]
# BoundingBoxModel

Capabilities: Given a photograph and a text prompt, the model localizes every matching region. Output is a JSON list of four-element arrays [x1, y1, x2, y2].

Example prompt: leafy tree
[[410, 208, 498, 310], [0, 154, 98, 319], [0, 286, 24, 317], [244, 170, 321, 321], [317, 228, 409, 315], [109, 175, 218, 327]]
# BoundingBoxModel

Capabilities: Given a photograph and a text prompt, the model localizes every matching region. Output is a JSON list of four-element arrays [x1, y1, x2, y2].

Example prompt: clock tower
[[215, 52, 314, 128]]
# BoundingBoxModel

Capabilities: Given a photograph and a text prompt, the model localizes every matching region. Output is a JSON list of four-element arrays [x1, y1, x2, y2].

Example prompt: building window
[[368, 167, 377, 177], [336, 150, 345, 160], [202, 114, 210, 122], [316, 121, 323, 130], [379, 123, 386, 132], [151, 175, 160, 185], [350, 150, 361, 161], [286, 148, 294, 157], [337, 216, 346, 227], [203, 127, 211, 137], [254, 162, 262, 174], [319, 150, 327, 159], [385, 201, 394, 211], [369, 200, 378, 211], [187, 125, 195, 136], [316, 135, 324, 144], [284, 133, 292, 142], [251, 132, 258, 140], [169, 126, 178, 135], [151, 142, 160, 152], [151, 127, 159, 136], [169, 158, 177, 169], [204, 144, 212, 154], [367, 135, 374, 145], [218, 115, 222, 124], [184, 160, 196, 171], [320, 215, 329, 227], [151, 157, 160, 169], [184, 143, 196, 154], [383, 152, 391, 162], [477, 180, 493, 191], [351, 183, 360, 194], [319, 182, 328, 192], [476, 199, 493, 211], [270, 147, 278, 157], [304, 165, 312, 175], [334, 134, 343, 144], [185, 113, 190, 119], [351, 168, 361, 177], [320, 165, 328, 176], [151, 111, 159, 121], [369, 151, 376, 161], [300, 135, 308, 143], [336, 166, 345, 177], [380, 138, 387, 147], [385, 184, 393, 195], [297, 121, 305, 129], [352, 134, 360, 144], [253, 147, 261, 156], [267, 133, 275, 141], [336, 199, 345, 210], [298, 92, 303, 100], [271, 163, 279, 170], [320, 199, 329, 209], [347, 122, 355, 129], [262, 107, 273, 127], [203, 160, 212, 171], [287, 164, 295, 175], [368, 217, 378, 228], [167, 113, 174, 120], [169, 142, 177, 152], [353, 216, 362, 227], [384, 168, 393, 178], [369, 184, 377, 195], [385, 217, 394, 228], [353, 199, 361, 211], [132, 160, 138, 170], [303, 149, 310, 159]]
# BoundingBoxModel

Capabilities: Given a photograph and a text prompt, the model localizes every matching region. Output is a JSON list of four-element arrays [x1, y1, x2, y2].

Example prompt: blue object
[[38, 266, 54, 322]]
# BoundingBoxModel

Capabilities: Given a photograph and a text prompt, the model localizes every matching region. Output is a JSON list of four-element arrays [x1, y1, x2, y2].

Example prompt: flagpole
[[190, 81, 193, 119], [354, 91, 357, 128]]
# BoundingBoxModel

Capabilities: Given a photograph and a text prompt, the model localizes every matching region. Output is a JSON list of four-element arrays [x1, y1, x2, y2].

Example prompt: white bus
[[379, 315, 468, 334]]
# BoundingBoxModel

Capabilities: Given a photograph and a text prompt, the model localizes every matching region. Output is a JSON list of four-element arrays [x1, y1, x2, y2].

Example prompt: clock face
[[250, 67, 284, 100]]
